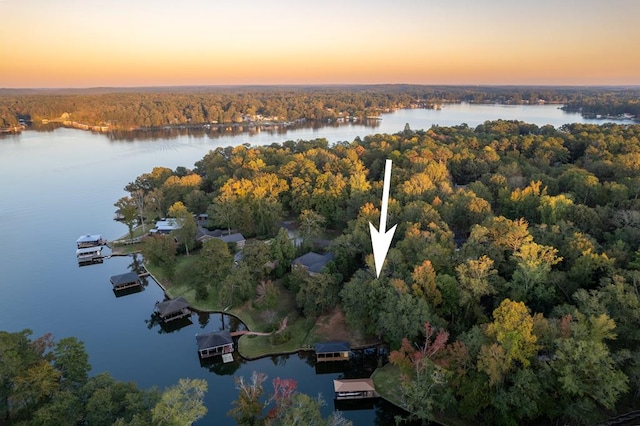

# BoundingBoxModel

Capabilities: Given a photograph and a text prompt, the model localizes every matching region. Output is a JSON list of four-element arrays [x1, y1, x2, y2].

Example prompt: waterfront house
[[76, 234, 106, 249], [155, 297, 191, 322], [333, 378, 378, 400], [150, 218, 181, 235], [292, 252, 334, 275], [314, 341, 350, 362], [110, 272, 142, 291], [196, 330, 234, 359]]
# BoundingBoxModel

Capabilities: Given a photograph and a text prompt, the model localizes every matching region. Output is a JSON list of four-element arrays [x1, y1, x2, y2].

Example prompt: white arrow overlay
[[369, 159, 397, 278]]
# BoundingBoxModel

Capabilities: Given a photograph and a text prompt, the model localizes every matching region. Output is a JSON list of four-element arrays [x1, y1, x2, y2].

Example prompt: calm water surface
[[0, 104, 628, 424]]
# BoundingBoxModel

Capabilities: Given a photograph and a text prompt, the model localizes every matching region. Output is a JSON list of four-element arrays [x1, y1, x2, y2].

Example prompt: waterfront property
[[110, 272, 142, 291], [293, 252, 334, 275], [333, 378, 379, 400], [155, 297, 191, 322], [315, 341, 350, 362], [76, 234, 106, 248], [76, 246, 104, 264], [150, 218, 181, 235], [196, 330, 234, 360]]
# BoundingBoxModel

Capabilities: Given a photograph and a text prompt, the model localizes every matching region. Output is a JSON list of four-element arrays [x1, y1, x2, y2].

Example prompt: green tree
[[456, 256, 497, 321], [53, 337, 90, 391], [114, 195, 138, 240], [296, 273, 339, 318], [270, 228, 296, 278], [553, 312, 628, 424], [141, 234, 177, 279], [298, 209, 326, 252], [151, 378, 208, 426], [168, 201, 197, 256], [208, 192, 238, 235], [196, 238, 233, 300]]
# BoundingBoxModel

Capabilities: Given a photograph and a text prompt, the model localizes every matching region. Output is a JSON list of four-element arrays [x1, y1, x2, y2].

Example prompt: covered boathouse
[[333, 378, 379, 400], [109, 272, 142, 291], [196, 330, 234, 360], [155, 297, 191, 322], [315, 341, 350, 362], [76, 246, 103, 264], [76, 234, 106, 249]]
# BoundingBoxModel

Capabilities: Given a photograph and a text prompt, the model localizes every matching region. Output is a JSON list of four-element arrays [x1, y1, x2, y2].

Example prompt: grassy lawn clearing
[[238, 316, 316, 359], [371, 363, 404, 407]]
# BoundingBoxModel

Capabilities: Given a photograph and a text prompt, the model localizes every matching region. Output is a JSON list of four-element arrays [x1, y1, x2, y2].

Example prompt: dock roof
[[76, 246, 102, 255], [333, 378, 376, 393], [109, 272, 140, 287], [314, 341, 350, 353], [76, 234, 103, 243], [156, 297, 190, 316], [196, 330, 233, 350]]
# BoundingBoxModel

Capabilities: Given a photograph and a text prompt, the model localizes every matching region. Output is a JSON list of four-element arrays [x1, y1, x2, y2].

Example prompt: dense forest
[[117, 120, 640, 425], [1, 85, 638, 130], [0, 330, 208, 425]]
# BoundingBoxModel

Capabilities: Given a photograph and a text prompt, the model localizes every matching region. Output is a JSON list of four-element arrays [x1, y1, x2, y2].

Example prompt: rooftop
[[333, 378, 376, 393], [156, 297, 191, 316], [109, 272, 140, 287], [314, 341, 350, 354], [219, 233, 245, 243], [196, 330, 233, 350], [76, 234, 103, 243], [293, 252, 334, 273]]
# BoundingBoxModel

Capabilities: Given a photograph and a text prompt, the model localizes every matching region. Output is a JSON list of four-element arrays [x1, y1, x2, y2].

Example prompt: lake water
[[0, 103, 629, 424]]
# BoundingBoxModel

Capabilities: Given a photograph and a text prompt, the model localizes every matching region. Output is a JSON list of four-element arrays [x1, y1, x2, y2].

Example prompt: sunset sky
[[1, 0, 639, 88]]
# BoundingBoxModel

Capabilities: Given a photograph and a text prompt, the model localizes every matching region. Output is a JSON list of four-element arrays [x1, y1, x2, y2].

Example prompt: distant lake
[[0, 104, 630, 424]]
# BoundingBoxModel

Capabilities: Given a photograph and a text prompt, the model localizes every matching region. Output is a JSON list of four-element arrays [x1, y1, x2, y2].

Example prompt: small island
[[112, 120, 640, 425]]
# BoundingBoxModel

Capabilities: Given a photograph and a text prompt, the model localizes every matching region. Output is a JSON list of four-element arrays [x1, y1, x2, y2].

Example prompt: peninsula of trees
[[2, 85, 638, 131], [119, 119, 640, 425]]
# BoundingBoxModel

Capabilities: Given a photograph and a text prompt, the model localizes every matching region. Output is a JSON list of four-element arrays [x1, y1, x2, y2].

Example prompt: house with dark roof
[[196, 330, 234, 359], [155, 297, 191, 322], [218, 233, 245, 249], [110, 272, 142, 291], [314, 341, 350, 362], [293, 252, 334, 275]]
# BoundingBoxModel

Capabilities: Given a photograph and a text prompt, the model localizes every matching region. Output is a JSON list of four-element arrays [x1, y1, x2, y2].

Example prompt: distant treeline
[[1, 85, 639, 130], [562, 90, 640, 118]]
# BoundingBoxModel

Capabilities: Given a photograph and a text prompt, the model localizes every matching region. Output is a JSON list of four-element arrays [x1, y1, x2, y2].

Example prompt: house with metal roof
[[155, 297, 191, 322], [196, 330, 234, 360], [293, 252, 334, 275], [150, 218, 181, 235], [314, 341, 350, 362], [76, 234, 106, 249]]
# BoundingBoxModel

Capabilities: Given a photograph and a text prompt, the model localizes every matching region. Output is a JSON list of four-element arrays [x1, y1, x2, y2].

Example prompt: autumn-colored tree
[[227, 371, 267, 425], [151, 378, 208, 425], [485, 299, 538, 369]]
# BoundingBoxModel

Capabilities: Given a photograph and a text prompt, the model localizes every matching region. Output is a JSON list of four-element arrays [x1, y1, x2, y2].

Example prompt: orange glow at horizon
[[1, 0, 639, 88]]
